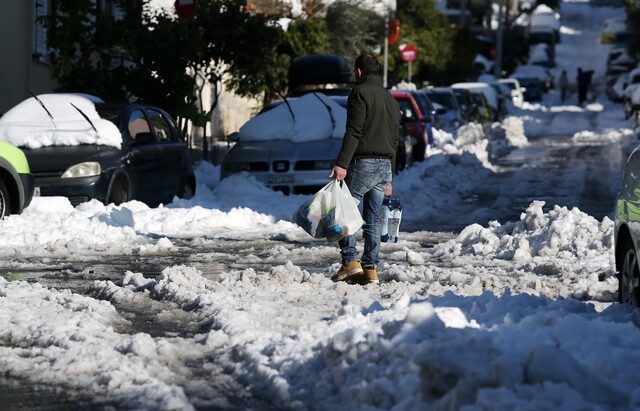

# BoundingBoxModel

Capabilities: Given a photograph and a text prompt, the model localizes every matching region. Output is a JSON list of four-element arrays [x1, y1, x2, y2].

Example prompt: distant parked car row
[[221, 54, 524, 196], [0, 93, 195, 214]]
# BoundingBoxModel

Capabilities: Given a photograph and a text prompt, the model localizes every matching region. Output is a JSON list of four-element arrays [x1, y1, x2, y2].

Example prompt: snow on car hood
[[0, 93, 122, 149], [238, 93, 346, 142]]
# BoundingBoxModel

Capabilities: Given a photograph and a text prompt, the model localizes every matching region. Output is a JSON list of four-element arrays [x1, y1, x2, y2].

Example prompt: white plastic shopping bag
[[293, 180, 364, 241]]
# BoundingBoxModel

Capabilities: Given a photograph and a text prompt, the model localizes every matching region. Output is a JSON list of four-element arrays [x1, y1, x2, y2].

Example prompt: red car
[[391, 91, 430, 162]]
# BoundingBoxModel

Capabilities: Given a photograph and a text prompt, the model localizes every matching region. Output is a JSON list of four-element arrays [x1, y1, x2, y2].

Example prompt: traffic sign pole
[[384, 21, 389, 88]]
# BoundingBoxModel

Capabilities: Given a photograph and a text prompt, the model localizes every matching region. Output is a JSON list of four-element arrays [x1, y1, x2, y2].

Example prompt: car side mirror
[[520, 87, 527, 92], [133, 132, 155, 145], [227, 132, 239, 142]]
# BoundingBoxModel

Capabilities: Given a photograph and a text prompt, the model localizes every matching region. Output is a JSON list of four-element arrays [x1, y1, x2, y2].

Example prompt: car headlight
[[61, 161, 102, 178]]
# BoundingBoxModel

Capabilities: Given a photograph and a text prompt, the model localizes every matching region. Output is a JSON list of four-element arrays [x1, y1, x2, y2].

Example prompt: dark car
[[392, 91, 432, 161], [426, 88, 464, 135], [512, 76, 545, 101], [8, 96, 196, 207]]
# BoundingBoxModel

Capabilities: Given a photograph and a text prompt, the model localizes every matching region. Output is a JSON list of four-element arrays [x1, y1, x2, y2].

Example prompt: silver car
[[221, 94, 412, 194]]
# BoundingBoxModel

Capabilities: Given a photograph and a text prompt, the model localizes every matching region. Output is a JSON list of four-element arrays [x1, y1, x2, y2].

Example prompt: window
[[33, 0, 49, 61], [146, 109, 174, 142], [128, 110, 151, 142], [397, 99, 417, 122]]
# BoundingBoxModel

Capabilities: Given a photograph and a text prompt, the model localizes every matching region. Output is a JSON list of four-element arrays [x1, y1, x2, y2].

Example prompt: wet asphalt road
[[1, 125, 638, 410]]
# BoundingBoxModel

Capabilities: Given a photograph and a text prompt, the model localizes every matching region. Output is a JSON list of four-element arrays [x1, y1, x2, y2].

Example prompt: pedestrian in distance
[[329, 54, 400, 285], [559, 70, 569, 102], [577, 67, 587, 105]]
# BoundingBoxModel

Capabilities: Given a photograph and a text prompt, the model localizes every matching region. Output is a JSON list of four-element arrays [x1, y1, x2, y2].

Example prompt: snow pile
[[438, 200, 613, 262], [501, 116, 528, 147], [0, 174, 300, 257], [486, 117, 529, 157], [238, 93, 346, 142], [572, 128, 634, 143], [87, 265, 640, 410], [395, 122, 496, 223], [0, 277, 193, 409], [0, 94, 122, 149], [0, 197, 149, 257]]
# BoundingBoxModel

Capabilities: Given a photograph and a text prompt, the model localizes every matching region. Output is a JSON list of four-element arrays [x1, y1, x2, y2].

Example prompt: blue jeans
[[338, 158, 392, 267]]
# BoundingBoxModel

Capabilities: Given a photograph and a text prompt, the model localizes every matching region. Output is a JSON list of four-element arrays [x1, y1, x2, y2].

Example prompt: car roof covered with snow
[[0, 93, 122, 149]]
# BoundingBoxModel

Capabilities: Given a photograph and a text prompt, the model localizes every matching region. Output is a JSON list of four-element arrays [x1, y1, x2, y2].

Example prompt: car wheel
[[619, 239, 640, 306], [412, 140, 426, 162], [108, 176, 129, 205], [180, 179, 195, 199], [0, 179, 10, 219]]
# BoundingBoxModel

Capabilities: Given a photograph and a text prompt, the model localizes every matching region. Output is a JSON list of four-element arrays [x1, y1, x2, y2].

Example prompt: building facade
[[0, 0, 58, 115]]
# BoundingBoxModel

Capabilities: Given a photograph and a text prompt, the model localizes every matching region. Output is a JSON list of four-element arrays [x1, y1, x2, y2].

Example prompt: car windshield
[[427, 92, 457, 110], [411, 92, 433, 115], [502, 82, 517, 91], [470, 93, 485, 106], [95, 104, 122, 126]]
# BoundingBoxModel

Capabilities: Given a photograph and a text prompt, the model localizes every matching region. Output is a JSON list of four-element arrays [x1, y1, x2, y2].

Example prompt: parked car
[[601, 18, 628, 44], [451, 83, 499, 122], [607, 72, 628, 102], [0, 94, 195, 207], [426, 87, 463, 135], [529, 5, 561, 44], [499, 78, 525, 107], [0, 141, 34, 218], [510, 75, 545, 101], [392, 90, 432, 161], [222, 91, 413, 194], [410, 89, 446, 130], [222, 54, 413, 194], [452, 88, 481, 123], [623, 68, 640, 116], [614, 146, 640, 306]]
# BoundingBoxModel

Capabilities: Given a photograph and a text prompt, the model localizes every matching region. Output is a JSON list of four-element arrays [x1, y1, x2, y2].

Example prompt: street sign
[[175, 0, 196, 18], [400, 43, 417, 62]]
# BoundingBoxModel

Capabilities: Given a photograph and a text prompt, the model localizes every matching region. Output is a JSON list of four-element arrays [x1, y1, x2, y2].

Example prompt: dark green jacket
[[336, 74, 400, 171]]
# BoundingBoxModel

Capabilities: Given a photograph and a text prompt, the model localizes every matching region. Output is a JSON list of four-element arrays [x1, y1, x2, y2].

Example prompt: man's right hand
[[330, 165, 347, 181], [385, 183, 393, 197]]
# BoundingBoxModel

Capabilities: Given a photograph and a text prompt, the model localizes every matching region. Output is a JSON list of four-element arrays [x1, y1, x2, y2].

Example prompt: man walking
[[329, 54, 400, 285], [559, 70, 569, 102]]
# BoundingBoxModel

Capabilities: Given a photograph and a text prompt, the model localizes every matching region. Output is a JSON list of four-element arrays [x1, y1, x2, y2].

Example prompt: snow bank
[[0, 277, 193, 409], [0, 162, 302, 257], [438, 200, 613, 263], [238, 93, 346, 142], [86, 265, 640, 410], [0, 94, 122, 149]]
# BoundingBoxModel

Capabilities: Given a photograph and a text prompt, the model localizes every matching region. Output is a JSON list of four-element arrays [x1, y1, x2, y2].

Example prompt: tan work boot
[[331, 261, 363, 282], [348, 266, 379, 285]]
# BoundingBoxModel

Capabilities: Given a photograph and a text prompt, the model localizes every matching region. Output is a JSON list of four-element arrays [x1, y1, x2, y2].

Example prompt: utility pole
[[384, 20, 389, 88], [494, 0, 506, 78]]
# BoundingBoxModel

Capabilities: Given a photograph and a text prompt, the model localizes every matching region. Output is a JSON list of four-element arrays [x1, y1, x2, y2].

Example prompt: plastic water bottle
[[381, 197, 402, 243], [381, 197, 391, 242]]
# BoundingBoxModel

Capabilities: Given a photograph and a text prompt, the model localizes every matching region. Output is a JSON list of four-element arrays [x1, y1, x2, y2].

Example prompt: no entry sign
[[400, 44, 417, 63]]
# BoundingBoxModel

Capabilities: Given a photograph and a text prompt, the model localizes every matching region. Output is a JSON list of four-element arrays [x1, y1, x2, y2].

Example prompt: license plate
[[268, 175, 294, 184], [33, 187, 41, 197]]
